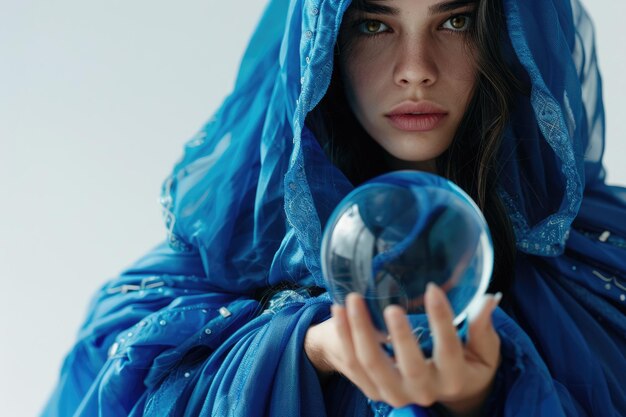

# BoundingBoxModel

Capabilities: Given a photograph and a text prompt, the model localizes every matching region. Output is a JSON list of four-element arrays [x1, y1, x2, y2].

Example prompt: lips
[[385, 101, 448, 132]]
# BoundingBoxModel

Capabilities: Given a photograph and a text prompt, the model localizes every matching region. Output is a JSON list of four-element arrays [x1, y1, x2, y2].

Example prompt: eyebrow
[[429, 0, 477, 14], [354, 0, 477, 16], [353, 1, 399, 16]]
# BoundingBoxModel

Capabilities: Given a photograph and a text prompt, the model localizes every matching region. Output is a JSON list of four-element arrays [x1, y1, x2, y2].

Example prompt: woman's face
[[339, 0, 479, 172]]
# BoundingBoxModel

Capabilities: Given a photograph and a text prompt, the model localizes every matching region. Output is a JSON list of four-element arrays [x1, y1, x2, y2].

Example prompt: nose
[[393, 34, 438, 87]]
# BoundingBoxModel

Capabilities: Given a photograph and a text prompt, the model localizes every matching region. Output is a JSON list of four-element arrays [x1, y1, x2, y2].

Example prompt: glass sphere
[[321, 171, 493, 332]]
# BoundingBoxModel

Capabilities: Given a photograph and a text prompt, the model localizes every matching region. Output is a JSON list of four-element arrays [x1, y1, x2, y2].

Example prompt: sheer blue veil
[[159, 0, 357, 294]]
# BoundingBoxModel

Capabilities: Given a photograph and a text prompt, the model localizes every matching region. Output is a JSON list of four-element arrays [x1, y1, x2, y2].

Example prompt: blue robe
[[42, 0, 626, 415]]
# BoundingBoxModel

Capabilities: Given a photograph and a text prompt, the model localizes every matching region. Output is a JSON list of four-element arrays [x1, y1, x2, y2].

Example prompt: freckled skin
[[340, 0, 478, 172]]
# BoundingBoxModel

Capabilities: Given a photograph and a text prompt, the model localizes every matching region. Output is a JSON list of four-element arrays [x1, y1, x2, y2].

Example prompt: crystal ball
[[321, 171, 493, 332]]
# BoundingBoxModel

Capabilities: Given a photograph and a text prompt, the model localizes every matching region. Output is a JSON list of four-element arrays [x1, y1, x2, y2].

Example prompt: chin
[[383, 149, 441, 173]]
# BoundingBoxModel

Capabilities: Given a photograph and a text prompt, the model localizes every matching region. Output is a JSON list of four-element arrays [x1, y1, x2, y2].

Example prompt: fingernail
[[345, 293, 359, 303], [493, 292, 503, 306], [426, 282, 443, 308], [346, 293, 361, 316], [485, 293, 502, 318]]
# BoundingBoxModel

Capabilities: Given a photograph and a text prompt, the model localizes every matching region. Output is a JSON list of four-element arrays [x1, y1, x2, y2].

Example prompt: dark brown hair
[[306, 0, 519, 294]]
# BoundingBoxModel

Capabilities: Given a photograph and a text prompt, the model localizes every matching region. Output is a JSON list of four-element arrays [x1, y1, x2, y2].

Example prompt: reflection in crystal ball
[[321, 171, 493, 332]]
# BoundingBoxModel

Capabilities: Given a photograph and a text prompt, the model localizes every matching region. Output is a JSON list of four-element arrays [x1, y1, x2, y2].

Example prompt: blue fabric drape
[[42, 0, 626, 416]]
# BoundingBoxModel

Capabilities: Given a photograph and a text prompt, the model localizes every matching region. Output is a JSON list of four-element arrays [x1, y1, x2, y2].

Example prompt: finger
[[425, 283, 464, 383], [346, 294, 402, 400], [332, 303, 381, 399], [384, 305, 428, 377], [466, 293, 502, 367], [346, 294, 396, 371]]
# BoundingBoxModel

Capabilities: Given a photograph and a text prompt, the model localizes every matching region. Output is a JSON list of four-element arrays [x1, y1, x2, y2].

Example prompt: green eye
[[443, 14, 472, 31], [358, 20, 389, 34], [451, 16, 466, 29]]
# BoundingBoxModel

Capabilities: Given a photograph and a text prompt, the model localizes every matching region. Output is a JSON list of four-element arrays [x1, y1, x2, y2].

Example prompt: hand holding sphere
[[305, 171, 502, 413]]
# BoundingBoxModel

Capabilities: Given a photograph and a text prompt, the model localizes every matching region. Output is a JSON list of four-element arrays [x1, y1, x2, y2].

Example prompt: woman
[[42, 0, 626, 416]]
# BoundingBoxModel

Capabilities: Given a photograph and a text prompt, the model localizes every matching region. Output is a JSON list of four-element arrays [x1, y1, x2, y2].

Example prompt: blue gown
[[41, 0, 626, 415]]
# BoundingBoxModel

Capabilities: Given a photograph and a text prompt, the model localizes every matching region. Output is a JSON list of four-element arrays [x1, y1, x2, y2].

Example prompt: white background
[[1, 1, 624, 416]]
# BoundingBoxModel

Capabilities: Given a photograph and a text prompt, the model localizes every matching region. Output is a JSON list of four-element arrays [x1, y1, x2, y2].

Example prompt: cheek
[[341, 48, 387, 110], [445, 44, 478, 94]]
